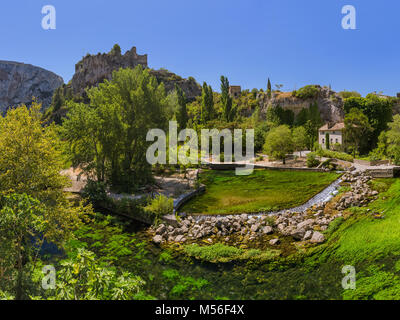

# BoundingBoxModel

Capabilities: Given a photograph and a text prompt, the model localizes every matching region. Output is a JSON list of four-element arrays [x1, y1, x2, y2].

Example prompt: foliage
[[263, 125, 294, 164], [384, 115, 400, 164], [0, 194, 47, 299], [60, 66, 168, 192], [316, 148, 354, 162], [220, 76, 236, 122], [201, 82, 215, 123], [0, 103, 85, 243], [254, 122, 270, 152], [82, 180, 108, 204], [34, 248, 145, 300], [293, 85, 319, 100], [338, 90, 361, 99], [161, 269, 208, 299], [175, 84, 188, 130], [344, 108, 373, 156], [144, 194, 173, 224], [344, 94, 393, 149], [306, 152, 320, 168], [110, 43, 122, 56], [292, 126, 308, 155]]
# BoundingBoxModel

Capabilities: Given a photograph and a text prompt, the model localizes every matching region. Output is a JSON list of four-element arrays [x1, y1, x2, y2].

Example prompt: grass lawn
[[180, 169, 340, 215]]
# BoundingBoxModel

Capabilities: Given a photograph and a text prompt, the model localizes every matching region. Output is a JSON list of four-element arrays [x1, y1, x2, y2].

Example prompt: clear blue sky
[[1, 0, 399, 96]]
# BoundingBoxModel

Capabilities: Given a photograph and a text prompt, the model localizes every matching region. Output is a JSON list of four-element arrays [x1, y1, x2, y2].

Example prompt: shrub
[[82, 180, 108, 204], [145, 194, 173, 224], [294, 85, 319, 100], [306, 152, 320, 168], [320, 149, 354, 162]]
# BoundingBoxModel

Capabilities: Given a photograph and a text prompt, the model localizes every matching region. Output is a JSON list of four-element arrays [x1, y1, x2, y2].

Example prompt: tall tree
[[201, 82, 214, 123], [220, 75, 235, 122], [267, 78, 272, 98], [175, 84, 188, 130]]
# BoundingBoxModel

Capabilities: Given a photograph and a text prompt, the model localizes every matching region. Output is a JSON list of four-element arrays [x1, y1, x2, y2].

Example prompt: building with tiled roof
[[318, 122, 345, 148]]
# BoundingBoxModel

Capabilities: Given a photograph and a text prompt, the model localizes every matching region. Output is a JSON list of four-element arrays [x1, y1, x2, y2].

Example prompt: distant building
[[318, 122, 345, 148], [229, 86, 241, 98]]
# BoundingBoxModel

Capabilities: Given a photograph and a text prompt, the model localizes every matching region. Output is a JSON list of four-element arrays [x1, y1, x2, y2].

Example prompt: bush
[[320, 149, 354, 162], [306, 152, 320, 168], [82, 180, 108, 204], [145, 194, 173, 224], [294, 85, 319, 100]]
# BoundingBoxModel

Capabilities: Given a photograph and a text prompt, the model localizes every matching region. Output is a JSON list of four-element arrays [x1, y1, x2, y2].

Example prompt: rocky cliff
[[71, 46, 148, 97], [0, 61, 64, 112], [70, 46, 201, 101], [260, 85, 345, 124]]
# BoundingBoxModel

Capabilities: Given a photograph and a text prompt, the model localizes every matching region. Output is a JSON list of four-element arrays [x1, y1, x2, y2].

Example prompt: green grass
[[330, 178, 400, 263], [183, 243, 281, 263], [181, 169, 340, 215]]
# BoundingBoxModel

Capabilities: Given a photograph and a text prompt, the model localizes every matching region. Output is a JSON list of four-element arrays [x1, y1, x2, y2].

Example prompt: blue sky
[[1, 0, 399, 96]]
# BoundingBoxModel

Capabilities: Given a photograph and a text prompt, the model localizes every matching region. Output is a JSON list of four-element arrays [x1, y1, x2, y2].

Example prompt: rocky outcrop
[[70, 46, 201, 101], [260, 85, 345, 124], [149, 69, 201, 101], [71, 46, 148, 97], [0, 61, 63, 112]]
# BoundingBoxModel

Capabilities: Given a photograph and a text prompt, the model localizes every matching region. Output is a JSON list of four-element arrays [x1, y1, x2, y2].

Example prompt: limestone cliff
[[71, 46, 148, 96], [260, 85, 345, 124], [0, 61, 64, 112], [70, 47, 201, 101]]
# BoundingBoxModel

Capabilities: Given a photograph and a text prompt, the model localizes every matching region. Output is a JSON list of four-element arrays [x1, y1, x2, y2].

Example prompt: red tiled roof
[[319, 122, 345, 131]]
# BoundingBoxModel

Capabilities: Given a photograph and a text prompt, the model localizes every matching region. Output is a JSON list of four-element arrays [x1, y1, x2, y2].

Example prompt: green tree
[[344, 94, 393, 149], [201, 82, 214, 123], [0, 104, 84, 243], [267, 78, 272, 98], [292, 126, 308, 156], [220, 76, 235, 122], [385, 115, 400, 164], [344, 108, 373, 156], [61, 66, 168, 192], [263, 125, 294, 164], [175, 84, 188, 131], [325, 132, 330, 150], [0, 194, 47, 300], [110, 44, 122, 56]]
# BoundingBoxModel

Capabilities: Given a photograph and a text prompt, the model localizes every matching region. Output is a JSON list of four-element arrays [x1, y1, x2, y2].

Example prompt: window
[[336, 138, 338, 143], [322, 138, 325, 144]]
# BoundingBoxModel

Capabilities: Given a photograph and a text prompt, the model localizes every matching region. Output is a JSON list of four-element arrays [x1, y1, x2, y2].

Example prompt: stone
[[303, 230, 313, 240], [250, 224, 259, 232], [262, 226, 273, 235], [310, 231, 325, 243], [297, 219, 314, 230], [153, 235, 163, 244], [175, 235, 185, 242], [269, 238, 280, 245]]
